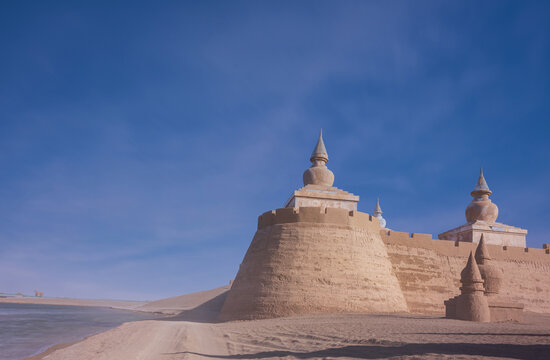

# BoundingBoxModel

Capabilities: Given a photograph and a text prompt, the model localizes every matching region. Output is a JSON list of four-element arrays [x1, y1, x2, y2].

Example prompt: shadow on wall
[[160, 291, 229, 323], [166, 342, 550, 360]]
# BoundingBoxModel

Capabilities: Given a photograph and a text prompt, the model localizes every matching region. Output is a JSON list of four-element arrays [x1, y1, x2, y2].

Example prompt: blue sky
[[1, 1, 549, 301]]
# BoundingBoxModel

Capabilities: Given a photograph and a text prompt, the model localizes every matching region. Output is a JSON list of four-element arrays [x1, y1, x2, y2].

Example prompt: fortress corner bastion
[[218, 132, 408, 321], [218, 207, 409, 321]]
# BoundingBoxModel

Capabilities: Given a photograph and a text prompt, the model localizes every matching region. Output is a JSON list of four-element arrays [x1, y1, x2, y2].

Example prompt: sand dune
[[33, 312, 550, 359], [0, 284, 230, 316], [136, 284, 231, 317]]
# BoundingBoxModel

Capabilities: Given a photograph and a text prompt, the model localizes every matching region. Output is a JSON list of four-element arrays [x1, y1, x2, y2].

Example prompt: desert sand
[[29, 312, 550, 360], [19, 285, 549, 360]]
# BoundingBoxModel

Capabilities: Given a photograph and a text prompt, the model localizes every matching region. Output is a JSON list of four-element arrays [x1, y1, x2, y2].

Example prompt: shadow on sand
[[410, 332, 550, 337], [166, 342, 550, 360], [158, 291, 228, 323]]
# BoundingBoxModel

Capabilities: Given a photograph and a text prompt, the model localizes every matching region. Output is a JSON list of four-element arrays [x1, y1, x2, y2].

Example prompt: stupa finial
[[373, 197, 386, 228], [472, 167, 492, 196], [310, 129, 329, 164], [374, 198, 382, 215]]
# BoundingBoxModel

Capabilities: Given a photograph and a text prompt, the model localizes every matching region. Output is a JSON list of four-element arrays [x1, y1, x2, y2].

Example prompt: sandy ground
[[14, 286, 550, 359], [31, 312, 550, 360]]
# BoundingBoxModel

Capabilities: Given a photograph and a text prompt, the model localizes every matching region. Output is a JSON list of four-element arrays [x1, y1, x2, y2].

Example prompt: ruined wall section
[[219, 207, 408, 321], [382, 230, 550, 314]]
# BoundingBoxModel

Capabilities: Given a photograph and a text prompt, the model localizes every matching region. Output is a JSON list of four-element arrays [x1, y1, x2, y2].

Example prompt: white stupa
[[373, 197, 386, 228]]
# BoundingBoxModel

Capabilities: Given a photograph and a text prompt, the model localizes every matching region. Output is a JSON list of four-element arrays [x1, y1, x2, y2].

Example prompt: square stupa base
[[438, 221, 527, 247], [284, 184, 359, 211]]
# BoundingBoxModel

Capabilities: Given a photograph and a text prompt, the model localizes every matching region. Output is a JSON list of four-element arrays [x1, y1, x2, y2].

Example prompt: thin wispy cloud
[[0, 1, 548, 300]]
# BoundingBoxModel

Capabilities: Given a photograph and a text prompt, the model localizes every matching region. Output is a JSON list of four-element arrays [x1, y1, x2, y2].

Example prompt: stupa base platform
[[438, 221, 527, 248], [445, 296, 523, 323], [488, 298, 524, 323]]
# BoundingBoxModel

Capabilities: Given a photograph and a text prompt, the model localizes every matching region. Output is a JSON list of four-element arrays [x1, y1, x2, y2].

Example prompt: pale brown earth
[[33, 312, 550, 360]]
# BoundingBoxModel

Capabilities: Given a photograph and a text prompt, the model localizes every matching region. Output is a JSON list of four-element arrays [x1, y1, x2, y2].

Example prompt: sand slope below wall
[[136, 285, 231, 319]]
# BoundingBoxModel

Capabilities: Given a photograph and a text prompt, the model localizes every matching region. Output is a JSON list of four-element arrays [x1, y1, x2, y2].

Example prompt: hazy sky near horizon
[[1, 1, 549, 301]]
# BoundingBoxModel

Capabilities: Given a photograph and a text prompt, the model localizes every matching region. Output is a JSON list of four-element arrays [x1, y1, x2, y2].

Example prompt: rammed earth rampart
[[381, 229, 550, 314]]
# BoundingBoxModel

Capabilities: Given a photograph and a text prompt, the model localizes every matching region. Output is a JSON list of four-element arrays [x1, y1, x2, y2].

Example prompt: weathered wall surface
[[382, 230, 550, 314], [219, 207, 408, 321]]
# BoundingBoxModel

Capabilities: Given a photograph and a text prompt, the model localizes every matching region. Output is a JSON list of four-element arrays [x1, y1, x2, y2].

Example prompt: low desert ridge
[[0, 296, 145, 309], [0, 284, 230, 315]]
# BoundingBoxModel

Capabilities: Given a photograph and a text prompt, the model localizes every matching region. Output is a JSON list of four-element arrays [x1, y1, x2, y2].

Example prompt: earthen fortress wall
[[381, 230, 550, 314], [220, 206, 550, 320]]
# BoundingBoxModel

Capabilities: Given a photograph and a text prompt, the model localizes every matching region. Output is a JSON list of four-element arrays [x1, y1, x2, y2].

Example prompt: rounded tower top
[[303, 130, 334, 187]]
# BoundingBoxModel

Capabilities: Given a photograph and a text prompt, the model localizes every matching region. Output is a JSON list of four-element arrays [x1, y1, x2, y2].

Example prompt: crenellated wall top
[[257, 206, 380, 230], [381, 229, 550, 262]]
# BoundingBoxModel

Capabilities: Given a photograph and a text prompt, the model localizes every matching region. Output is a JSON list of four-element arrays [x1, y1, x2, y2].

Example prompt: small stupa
[[457, 252, 491, 322], [438, 168, 527, 247], [445, 252, 490, 322], [445, 239, 524, 322], [373, 198, 386, 228]]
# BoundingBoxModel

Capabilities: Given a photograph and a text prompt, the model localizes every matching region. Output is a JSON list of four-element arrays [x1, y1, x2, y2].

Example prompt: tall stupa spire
[[374, 198, 382, 215], [303, 130, 334, 187], [310, 129, 328, 163], [373, 198, 386, 228], [472, 168, 492, 196]]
